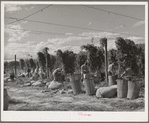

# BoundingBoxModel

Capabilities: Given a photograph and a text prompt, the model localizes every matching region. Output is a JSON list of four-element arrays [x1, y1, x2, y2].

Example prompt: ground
[[4, 75, 145, 111]]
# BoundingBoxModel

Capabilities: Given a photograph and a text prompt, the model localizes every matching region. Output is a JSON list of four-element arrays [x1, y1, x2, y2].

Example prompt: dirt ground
[[4, 76, 145, 111]]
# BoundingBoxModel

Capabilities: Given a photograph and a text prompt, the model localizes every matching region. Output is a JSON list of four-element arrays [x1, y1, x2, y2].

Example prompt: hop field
[[4, 75, 145, 111]]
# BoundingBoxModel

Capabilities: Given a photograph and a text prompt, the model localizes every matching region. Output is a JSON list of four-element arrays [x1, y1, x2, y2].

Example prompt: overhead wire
[[81, 5, 144, 21], [5, 27, 68, 36], [5, 27, 90, 38], [5, 17, 144, 38], [5, 4, 53, 25], [4, 5, 144, 54]]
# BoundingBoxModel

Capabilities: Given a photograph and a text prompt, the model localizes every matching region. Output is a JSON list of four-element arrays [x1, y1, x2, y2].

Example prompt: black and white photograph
[[1, 1, 148, 122]]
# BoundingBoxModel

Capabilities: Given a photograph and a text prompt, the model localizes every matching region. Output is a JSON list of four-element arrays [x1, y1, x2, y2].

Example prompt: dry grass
[[4, 75, 145, 111]]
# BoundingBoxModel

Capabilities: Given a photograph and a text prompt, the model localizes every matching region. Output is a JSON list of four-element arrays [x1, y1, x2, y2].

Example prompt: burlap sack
[[32, 81, 42, 87], [48, 80, 63, 90], [96, 85, 117, 98]]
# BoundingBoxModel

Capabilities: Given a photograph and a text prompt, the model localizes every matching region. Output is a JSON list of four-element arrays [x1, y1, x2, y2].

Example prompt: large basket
[[83, 74, 95, 95], [94, 77, 100, 84], [127, 81, 140, 99], [117, 78, 128, 98], [108, 75, 116, 86], [4, 88, 9, 110], [70, 74, 81, 95]]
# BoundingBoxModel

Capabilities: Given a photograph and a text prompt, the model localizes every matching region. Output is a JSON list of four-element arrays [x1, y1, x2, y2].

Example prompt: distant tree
[[115, 37, 140, 75], [96, 47, 105, 72], [47, 54, 56, 73], [29, 58, 36, 72], [81, 44, 104, 73], [62, 50, 76, 74], [115, 37, 128, 74], [55, 49, 64, 69], [108, 49, 117, 63], [43, 47, 49, 78], [19, 59, 25, 70], [81, 44, 97, 72], [108, 49, 118, 74], [7, 61, 19, 73], [4, 61, 8, 71], [100, 38, 108, 83], [115, 37, 127, 50], [33, 59, 39, 68], [56, 50, 76, 74], [37, 52, 46, 72], [25, 59, 30, 68], [4, 61, 8, 67], [76, 51, 87, 72], [136, 43, 145, 75], [125, 39, 138, 74], [23, 59, 31, 73]]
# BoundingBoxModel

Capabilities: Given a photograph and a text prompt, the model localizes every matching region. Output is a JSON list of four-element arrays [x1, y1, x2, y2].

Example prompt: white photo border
[[1, 1, 148, 122]]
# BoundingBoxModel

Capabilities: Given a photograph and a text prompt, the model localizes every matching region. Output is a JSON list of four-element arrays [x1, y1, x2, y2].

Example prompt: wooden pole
[[45, 49, 49, 79], [105, 41, 108, 84], [15, 55, 17, 75]]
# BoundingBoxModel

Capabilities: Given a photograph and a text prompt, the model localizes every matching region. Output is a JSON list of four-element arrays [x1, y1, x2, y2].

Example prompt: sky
[[3, 3, 145, 61]]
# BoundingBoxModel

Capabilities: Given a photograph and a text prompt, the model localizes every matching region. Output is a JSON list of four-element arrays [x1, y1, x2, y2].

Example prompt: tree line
[[4, 37, 145, 77]]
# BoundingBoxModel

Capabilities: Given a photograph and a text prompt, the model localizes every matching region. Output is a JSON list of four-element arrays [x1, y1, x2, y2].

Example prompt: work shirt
[[53, 68, 62, 77], [27, 68, 31, 73], [108, 64, 115, 75], [39, 68, 44, 76], [81, 64, 89, 75], [125, 68, 133, 77], [35, 68, 38, 73], [122, 68, 133, 78], [53, 68, 62, 81]]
